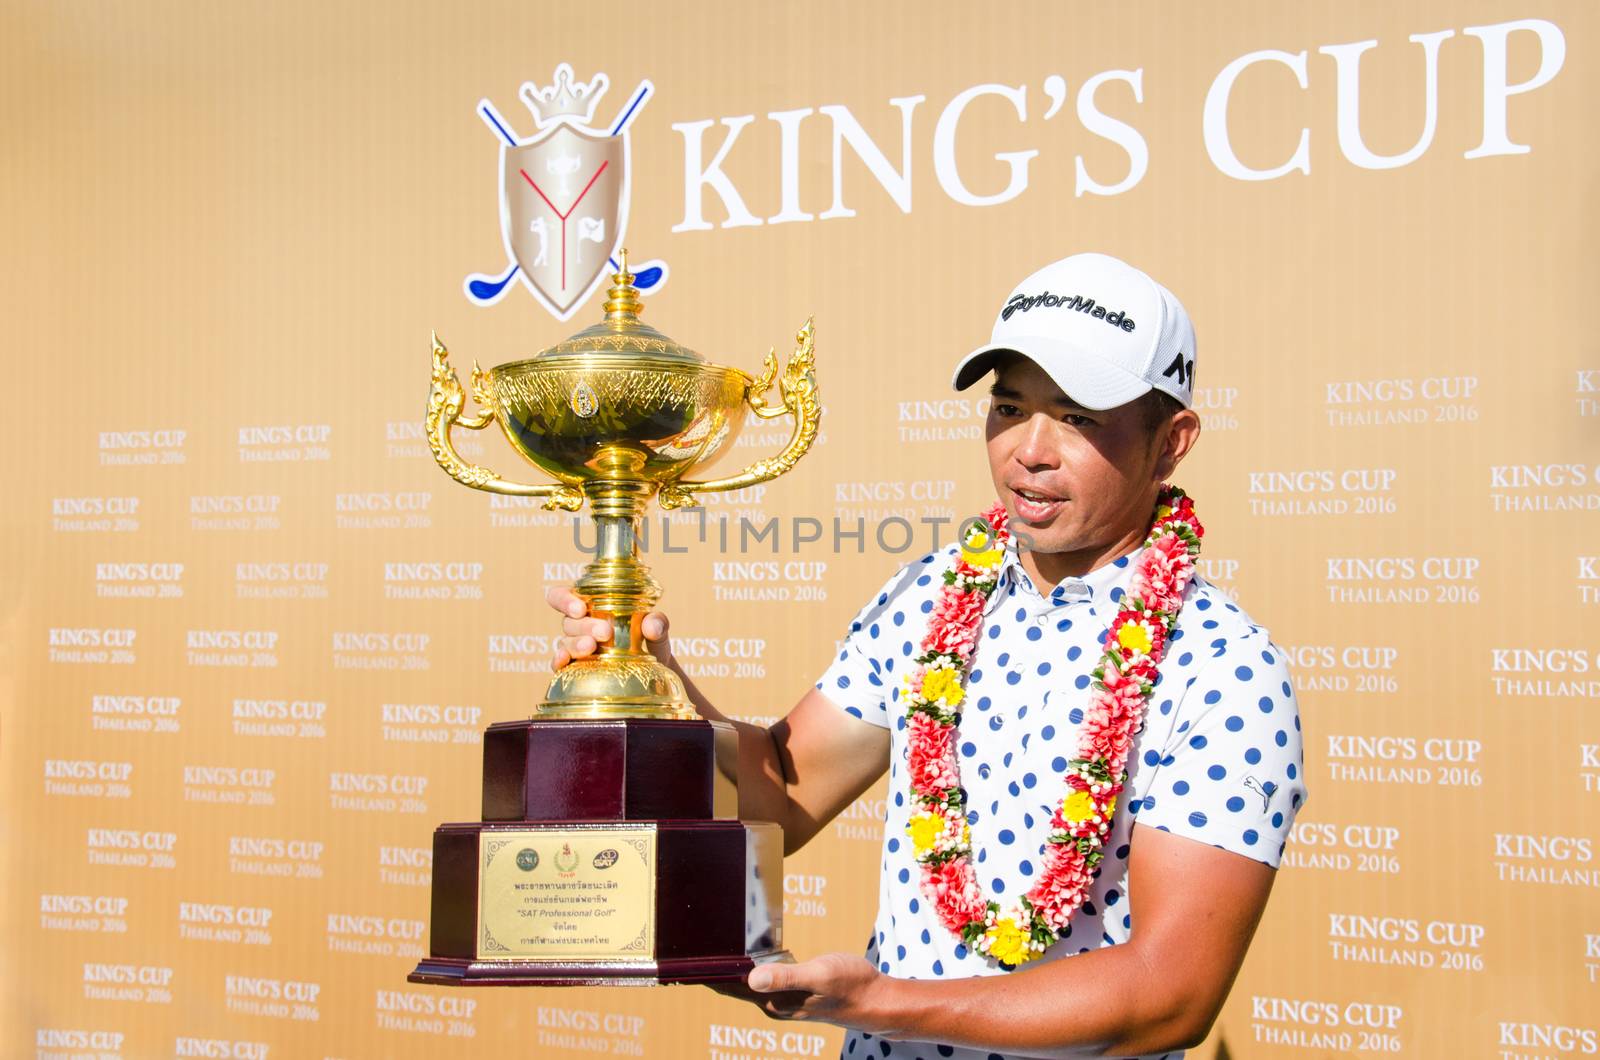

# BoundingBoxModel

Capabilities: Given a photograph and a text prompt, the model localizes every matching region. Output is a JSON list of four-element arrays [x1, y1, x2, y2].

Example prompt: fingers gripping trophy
[[410, 254, 817, 985]]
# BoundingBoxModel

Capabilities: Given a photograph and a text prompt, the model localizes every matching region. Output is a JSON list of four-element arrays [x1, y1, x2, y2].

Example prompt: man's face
[[984, 355, 1179, 559]]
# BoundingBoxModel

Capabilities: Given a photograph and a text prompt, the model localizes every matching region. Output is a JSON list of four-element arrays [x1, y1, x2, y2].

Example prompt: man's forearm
[[866, 943, 1208, 1058], [664, 660, 890, 856], [666, 655, 795, 831]]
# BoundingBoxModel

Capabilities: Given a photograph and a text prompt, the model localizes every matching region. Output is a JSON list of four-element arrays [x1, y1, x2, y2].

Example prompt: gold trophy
[[409, 254, 816, 985]]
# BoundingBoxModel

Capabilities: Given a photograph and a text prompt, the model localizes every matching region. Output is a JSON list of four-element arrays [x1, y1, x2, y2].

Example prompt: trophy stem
[[581, 484, 660, 653], [537, 477, 695, 721]]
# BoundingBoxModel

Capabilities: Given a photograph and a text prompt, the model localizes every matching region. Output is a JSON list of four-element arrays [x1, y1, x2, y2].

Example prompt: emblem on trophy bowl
[[409, 255, 816, 985]]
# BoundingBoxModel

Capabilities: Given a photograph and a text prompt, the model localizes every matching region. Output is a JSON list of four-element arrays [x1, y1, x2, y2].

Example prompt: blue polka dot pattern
[[818, 541, 1306, 1060]]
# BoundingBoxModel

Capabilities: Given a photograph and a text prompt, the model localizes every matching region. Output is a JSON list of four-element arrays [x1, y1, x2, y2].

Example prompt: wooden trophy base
[[409, 950, 793, 988], [409, 718, 790, 987]]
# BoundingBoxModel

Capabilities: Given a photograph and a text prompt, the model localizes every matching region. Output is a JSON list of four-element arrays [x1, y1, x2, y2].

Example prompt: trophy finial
[[602, 248, 644, 323]]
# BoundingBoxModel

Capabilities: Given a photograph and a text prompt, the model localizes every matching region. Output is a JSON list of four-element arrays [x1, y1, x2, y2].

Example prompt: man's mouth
[[1010, 485, 1066, 522]]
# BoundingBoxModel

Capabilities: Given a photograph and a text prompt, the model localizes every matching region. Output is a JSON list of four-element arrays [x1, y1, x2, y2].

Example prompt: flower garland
[[902, 486, 1204, 966]]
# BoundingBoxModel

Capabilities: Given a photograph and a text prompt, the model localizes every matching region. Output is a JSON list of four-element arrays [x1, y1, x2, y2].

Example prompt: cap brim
[[951, 336, 1154, 411]]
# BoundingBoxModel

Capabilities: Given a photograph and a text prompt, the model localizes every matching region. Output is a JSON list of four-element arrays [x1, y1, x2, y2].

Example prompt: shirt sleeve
[[1134, 628, 1307, 868], [813, 550, 949, 729]]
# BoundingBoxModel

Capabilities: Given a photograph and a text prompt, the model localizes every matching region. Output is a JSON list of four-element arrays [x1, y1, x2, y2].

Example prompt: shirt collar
[[988, 544, 1139, 614]]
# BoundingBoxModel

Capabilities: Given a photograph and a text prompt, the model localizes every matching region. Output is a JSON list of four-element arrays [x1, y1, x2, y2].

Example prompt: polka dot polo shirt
[[815, 542, 1307, 1060]]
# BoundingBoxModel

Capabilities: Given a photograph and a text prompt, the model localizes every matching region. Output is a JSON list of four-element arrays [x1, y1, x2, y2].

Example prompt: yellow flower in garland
[[920, 667, 965, 708], [906, 811, 946, 856], [1061, 790, 1096, 824], [984, 917, 1035, 966], [960, 530, 1004, 569], [1062, 791, 1117, 826], [1116, 621, 1154, 656]]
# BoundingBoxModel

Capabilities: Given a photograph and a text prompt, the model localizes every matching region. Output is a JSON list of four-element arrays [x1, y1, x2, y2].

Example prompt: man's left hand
[[732, 953, 901, 1034]]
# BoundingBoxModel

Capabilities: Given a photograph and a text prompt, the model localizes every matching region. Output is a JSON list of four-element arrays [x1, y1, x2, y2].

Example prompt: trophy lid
[[530, 251, 706, 364]]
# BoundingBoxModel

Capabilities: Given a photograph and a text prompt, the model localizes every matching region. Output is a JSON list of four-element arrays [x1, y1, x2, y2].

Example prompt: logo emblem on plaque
[[464, 63, 669, 320], [554, 842, 579, 874], [515, 848, 539, 872], [592, 848, 619, 870]]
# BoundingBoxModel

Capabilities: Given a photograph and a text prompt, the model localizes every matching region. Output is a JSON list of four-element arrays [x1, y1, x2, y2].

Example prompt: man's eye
[[994, 403, 1022, 417], [1063, 414, 1095, 427]]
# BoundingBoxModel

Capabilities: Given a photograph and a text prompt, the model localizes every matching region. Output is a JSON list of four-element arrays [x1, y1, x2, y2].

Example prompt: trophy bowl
[[424, 255, 819, 721], [487, 346, 752, 487]]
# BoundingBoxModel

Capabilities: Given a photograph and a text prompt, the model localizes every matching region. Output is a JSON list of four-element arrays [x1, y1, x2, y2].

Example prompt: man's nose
[[1014, 414, 1060, 469]]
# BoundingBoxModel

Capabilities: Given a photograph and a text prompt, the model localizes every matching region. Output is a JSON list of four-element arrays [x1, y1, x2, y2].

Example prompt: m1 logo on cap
[[1163, 351, 1195, 389], [1001, 291, 1136, 332]]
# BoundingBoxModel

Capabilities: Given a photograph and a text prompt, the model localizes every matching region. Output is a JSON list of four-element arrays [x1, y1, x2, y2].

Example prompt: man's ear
[[1154, 408, 1201, 481]]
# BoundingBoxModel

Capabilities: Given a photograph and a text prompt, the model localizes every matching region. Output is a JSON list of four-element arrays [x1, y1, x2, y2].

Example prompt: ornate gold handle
[[426, 334, 584, 510], [658, 319, 819, 510]]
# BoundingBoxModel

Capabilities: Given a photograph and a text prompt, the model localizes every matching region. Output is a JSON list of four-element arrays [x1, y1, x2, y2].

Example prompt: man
[[550, 253, 1306, 1059]]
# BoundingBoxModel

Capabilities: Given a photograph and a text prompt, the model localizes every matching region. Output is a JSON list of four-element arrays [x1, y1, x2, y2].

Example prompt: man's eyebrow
[[989, 382, 1087, 411]]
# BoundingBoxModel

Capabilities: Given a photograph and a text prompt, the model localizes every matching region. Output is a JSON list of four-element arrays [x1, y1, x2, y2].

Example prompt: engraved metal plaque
[[477, 826, 655, 960]]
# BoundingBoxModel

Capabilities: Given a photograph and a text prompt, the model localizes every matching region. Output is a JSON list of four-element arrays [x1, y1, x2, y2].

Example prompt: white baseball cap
[[951, 252, 1197, 409]]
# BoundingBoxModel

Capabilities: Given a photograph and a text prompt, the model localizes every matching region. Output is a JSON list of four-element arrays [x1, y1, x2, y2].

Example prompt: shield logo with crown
[[464, 64, 667, 320]]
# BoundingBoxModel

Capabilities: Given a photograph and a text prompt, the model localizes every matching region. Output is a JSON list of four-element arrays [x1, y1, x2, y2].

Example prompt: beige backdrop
[[4, 2, 1598, 1057]]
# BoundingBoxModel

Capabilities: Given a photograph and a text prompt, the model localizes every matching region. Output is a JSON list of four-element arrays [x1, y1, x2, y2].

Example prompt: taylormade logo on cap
[[952, 252, 1197, 410], [1000, 291, 1138, 332]]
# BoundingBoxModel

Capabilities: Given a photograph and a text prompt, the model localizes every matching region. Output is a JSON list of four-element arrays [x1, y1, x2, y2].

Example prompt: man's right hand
[[544, 586, 672, 671]]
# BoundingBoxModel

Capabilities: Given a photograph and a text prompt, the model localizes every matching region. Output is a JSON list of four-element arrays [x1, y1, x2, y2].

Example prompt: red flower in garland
[[952, 559, 986, 580], [1099, 662, 1151, 707], [1131, 532, 1194, 612], [1027, 846, 1094, 930], [980, 502, 1011, 535], [926, 589, 985, 655], [1119, 654, 1159, 686], [1158, 489, 1203, 535], [906, 712, 959, 796], [1100, 669, 1152, 726], [927, 597, 984, 658], [1082, 719, 1136, 774], [925, 857, 987, 932]]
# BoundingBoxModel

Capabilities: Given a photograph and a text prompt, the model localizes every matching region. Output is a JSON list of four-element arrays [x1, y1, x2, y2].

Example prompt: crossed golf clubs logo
[[465, 63, 669, 320]]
